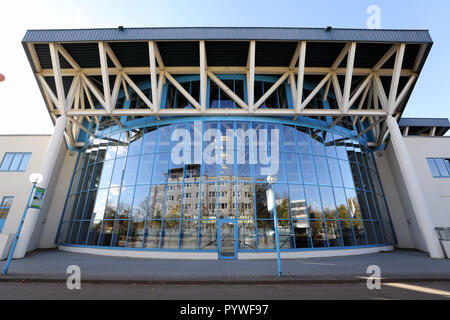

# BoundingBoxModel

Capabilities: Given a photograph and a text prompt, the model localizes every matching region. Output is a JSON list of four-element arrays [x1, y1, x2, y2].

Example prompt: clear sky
[[0, 0, 449, 134]]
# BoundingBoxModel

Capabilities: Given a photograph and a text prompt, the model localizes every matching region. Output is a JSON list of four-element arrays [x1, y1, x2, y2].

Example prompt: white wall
[[0, 135, 50, 234], [403, 137, 450, 228], [375, 135, 450, 254]]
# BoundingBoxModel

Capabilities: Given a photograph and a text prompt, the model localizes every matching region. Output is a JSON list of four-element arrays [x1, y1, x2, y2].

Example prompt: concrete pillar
[[13, 115, 67, 258], [386, 115, 444, 259]]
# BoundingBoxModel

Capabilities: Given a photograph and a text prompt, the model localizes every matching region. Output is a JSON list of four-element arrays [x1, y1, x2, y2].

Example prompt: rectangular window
[[0, 196, 14, 219], [0, 153, 32, 172], [427, 158, 450, 177]]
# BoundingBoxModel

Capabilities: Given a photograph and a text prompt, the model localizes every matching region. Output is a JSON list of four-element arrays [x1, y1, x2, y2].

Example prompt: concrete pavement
[[0, 249, 449, 284]]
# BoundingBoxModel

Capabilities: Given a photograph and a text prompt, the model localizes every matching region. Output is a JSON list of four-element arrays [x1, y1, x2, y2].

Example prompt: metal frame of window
[[427, 158, 450, 178], [0, 153, 32, 172], [56, 118, 395, 253]]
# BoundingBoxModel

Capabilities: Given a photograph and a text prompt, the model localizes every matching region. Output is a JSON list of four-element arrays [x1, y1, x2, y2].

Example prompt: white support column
[[199, 40, 207, 113], [247, 41, 256, 113], [13, 115, 68, 258], [386, 115, 445, 259]]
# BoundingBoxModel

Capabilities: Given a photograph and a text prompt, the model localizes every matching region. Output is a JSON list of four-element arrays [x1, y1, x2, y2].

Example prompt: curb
[[0, 278, 449, 286]]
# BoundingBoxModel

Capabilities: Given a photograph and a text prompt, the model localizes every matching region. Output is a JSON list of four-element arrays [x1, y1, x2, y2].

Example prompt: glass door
[[219, 220, 237, 259]]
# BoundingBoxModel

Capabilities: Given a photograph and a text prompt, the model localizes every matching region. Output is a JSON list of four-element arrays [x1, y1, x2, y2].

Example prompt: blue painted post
[[270, 183, 283, 277], [2, 182, 36, 275]]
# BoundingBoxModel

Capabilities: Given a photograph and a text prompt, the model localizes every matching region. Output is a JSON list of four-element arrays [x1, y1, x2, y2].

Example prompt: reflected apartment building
[[0, 27, 449, 260]]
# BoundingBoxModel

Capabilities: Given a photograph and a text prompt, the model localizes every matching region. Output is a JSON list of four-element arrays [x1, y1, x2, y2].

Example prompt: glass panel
[[239, 220, 256, 250], [127, 220, 145, 248], [435, 158, 449, 176], [238, 183, 254, 219], [110, 157, 126, 188], [142, 128, 157, 154], [293, 220, 312, 248], [320, 186, 337, 219], [116, 132, 128, 159], [257, 220, 275, 249], [310, 130, 326, 156], [127, 131, 143, 156], [315, 156, 331, 185], [324, 132, 338, 158], [165, 184, 182, 219], [143, 220, 162, 248], [98, 220, 115, 246], [0, 153, 14, 171], [180, 220, 198, 249], [255, 183, 270, 219], [220, 222, 236, 257], [111, 220, 129, 247], [18, 153, 31, 171], [326, 220, 343, 247], [152, 153, 170, 184], [296, 127, 312, 154], [289, 185, 307, 220], [352, 220, 367, 246], [274, 184, 290, 220], [86, 220, 102, 246], [285, 153, 302, 183], [131, 185, 150, 219], [9, 153, 23, 171], [340, 160, 355, 189], [104, 188, 120, 219], [183, 183, 200, 220], [346, 189, 362, 220], [328, 157, 344, 187], [304, 185, 323, 219], [117, 187, 134, 219], [156, 126, 172, 153], [136, 154, 154, 185], [201, 183, 217, 219], [122, 156, 139, 186], [278, 219, 294, 249], [300, 154, 317, 185], [199, 220, 217, 249], [218, 183, 235, 219], [282, 125, 297, 153], [161, 220, 180, 249], [310, 220, 328, 248]]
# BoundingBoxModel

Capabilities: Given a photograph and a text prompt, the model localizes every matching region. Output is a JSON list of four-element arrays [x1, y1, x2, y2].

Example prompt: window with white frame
[[0, 153, 31, 172]]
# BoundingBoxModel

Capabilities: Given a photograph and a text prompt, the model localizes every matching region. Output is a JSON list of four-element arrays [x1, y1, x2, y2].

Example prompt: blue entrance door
[[218, 220, 238, 260]]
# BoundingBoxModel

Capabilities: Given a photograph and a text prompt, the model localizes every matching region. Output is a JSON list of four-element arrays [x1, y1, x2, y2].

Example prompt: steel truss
[[26, 40, 425, 148]]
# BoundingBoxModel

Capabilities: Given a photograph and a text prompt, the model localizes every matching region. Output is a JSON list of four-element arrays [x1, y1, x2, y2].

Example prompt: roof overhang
[[22, 27, 433, 148], [399, 118, 450, 136]]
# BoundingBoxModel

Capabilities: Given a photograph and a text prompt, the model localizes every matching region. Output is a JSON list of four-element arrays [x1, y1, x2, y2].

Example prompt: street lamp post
[[2, 173, 43, 275], [267, 175, 282, 277]]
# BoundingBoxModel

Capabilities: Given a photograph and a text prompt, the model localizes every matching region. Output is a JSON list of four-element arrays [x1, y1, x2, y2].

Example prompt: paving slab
[[0, 249, 449, 284]]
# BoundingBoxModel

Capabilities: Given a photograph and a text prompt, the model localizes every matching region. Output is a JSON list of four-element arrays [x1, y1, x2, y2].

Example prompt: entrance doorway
[[218, 220, 237, 259]]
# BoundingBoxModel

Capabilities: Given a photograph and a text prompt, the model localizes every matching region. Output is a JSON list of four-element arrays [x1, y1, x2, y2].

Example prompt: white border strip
[[59, 245, 394, 260]]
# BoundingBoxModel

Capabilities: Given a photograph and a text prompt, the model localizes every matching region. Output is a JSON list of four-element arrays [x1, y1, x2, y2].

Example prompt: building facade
[[0, 27, 448, 260]]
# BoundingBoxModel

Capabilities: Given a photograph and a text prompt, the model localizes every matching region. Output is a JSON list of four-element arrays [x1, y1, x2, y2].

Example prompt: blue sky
[[0, 0, 448, 134]]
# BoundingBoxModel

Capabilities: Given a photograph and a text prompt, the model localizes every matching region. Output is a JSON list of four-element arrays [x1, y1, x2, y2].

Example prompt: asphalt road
[[1, 281, 449, 300]]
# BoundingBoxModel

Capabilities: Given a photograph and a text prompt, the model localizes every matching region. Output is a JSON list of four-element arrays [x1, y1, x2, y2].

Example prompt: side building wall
[[0, 134, 77, 258], [375, 136, 450, 253], [403, 137, 450, 228]]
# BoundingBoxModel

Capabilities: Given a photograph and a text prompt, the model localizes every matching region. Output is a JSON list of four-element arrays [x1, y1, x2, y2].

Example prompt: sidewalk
[[0, 249, 449, 284]]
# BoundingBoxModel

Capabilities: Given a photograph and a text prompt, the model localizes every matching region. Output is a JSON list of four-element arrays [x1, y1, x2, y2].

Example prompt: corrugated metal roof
[[22, 27, 433, 43], [399, 118, 450, 127]]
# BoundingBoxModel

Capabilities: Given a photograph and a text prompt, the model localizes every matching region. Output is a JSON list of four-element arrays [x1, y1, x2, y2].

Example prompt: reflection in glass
[[60, 119, 394, 253]]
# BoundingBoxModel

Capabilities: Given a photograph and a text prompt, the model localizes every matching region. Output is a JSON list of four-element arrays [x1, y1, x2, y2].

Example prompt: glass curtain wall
[[58, 119, 395, 252]]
